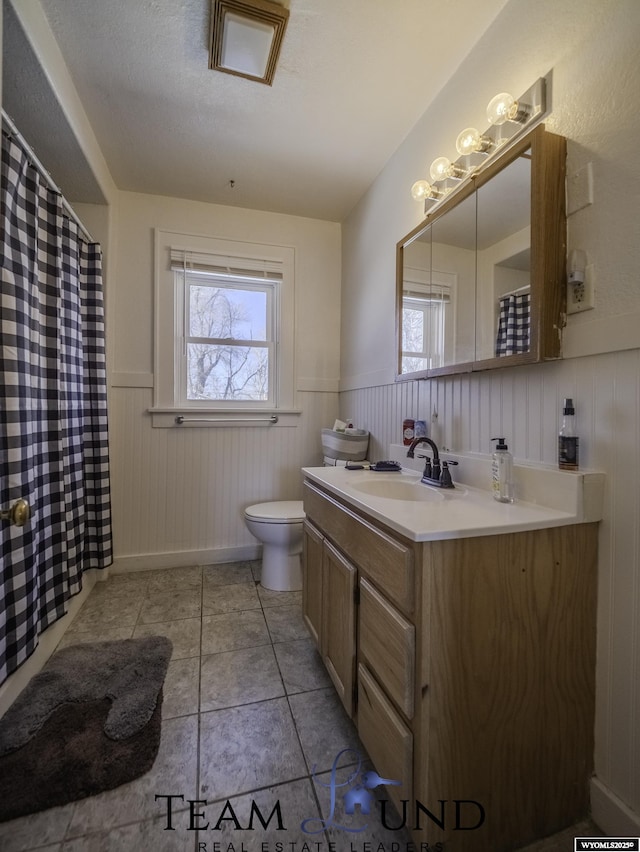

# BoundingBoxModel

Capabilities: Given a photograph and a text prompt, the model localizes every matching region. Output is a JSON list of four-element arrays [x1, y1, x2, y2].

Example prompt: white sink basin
[[351, 477, 444, 502]]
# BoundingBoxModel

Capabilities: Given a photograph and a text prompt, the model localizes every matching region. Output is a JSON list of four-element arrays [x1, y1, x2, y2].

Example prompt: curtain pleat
[[0, 132, 112, 684]]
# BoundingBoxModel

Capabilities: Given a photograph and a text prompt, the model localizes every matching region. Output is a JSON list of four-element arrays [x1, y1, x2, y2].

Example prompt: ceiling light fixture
[[410, 78, 546, 208], [209, 0, 289, 86]]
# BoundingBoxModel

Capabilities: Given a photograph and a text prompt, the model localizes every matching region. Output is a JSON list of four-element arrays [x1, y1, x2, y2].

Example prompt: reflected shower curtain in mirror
[[495, 291, 530, 357], [0, 132, 112, 684]]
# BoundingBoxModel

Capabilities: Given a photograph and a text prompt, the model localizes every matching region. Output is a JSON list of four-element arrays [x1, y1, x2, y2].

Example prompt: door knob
[[0, 498, 30, 527]]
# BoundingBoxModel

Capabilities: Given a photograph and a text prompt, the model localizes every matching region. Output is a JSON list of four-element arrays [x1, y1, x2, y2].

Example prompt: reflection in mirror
[[430, 192, 477, 367], [401, 225, 432, 374], [400, 193, 478, 374], [475, 150, 531, 361]]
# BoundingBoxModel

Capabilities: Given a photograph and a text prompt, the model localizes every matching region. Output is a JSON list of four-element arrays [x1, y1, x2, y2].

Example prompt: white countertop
[[302, 457, 604, 542]]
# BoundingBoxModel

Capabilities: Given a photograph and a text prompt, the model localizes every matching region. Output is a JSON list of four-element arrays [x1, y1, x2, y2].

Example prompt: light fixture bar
[[209, 0, 289, 86], [412, 77, 547, 212]]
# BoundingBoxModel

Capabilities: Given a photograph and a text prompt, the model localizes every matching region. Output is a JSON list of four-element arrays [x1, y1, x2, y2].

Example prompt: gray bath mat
[[0, 635, 172, 822]]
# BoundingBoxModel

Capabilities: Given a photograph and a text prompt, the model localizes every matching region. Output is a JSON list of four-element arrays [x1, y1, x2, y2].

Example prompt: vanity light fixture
[[410, 180, 443, 202], [410, 78, 547, 208], [429, 156, 466, 183], [209, 0, 289, 86]]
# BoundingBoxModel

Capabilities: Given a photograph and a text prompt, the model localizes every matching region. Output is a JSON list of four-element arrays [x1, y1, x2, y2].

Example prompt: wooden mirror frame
[[395, 124, 567, 380]]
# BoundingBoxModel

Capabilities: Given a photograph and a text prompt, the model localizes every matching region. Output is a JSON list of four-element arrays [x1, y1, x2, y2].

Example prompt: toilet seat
[[244, 501, 305, 524]]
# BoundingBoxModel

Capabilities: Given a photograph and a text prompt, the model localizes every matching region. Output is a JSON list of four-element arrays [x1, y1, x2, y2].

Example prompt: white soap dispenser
[[491, 438, 514, 503]]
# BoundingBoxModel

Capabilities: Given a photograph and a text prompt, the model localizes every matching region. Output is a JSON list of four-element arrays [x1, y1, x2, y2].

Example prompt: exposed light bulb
[[456, 127, 493, 155], [429, 156, 466, 183], [410, 180, 441, 201], [430, 157, 451, 183], [486, 92, 529, 126], [411, 180, 429, 200]]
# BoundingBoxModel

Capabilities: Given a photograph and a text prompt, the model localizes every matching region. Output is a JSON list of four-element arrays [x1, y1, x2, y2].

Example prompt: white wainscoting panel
[[109, 389, 339, 564]]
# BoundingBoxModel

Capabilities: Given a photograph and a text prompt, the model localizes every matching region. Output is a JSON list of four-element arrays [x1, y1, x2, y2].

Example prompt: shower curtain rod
[[2, 110, 94, 243], [500, 284, 531, 298]]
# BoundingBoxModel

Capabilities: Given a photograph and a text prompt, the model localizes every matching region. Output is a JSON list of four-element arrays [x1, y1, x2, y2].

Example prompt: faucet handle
[[440, 461, 453, 487], [421, 456, 432, 478]]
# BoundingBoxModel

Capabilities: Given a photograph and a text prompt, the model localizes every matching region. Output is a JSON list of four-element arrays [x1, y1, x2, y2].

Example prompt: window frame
[[151, 230, 296, 426]]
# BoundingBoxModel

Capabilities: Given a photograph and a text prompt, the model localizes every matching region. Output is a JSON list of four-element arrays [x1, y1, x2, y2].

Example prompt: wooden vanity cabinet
[[302, 478, 598, 852]]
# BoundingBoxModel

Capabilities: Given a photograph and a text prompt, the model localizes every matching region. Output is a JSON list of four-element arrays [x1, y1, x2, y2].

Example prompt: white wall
[[110, 191, 342, 567], [340, 0, 640, 832]]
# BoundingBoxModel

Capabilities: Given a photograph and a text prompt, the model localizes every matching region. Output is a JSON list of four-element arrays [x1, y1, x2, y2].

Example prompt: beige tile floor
[[0, 561, 603, 852]]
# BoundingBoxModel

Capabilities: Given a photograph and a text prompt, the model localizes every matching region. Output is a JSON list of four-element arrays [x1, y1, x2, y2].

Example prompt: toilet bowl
[[244, 501, 305, 591]]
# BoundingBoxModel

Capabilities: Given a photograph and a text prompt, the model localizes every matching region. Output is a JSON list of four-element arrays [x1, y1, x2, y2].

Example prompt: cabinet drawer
[[303, 480, 415, 612], [359, 577, 415, 719], [357, 663, 413, 811]]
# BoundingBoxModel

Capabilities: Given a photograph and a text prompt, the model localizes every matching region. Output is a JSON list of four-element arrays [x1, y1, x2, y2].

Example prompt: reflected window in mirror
[[402, 280, 451, 372], [400, 224, 431, 374]]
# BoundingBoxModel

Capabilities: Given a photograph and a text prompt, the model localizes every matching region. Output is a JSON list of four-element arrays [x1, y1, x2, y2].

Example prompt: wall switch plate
[[567, 263, 595, 313], [566, 162, 593, 216]]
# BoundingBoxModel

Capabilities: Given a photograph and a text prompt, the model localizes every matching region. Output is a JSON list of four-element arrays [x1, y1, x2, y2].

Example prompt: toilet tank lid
[[245, 501, 305, 522]]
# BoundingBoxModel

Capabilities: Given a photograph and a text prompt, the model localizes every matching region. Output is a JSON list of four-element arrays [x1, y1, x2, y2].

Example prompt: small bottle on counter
[[403, 419, 415, 446], [558, 398, 579, 470], [491, 437, 514, 503]]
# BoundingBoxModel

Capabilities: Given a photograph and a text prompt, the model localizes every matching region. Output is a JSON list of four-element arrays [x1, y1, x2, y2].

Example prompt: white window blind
[[170, 248, 283, 280]]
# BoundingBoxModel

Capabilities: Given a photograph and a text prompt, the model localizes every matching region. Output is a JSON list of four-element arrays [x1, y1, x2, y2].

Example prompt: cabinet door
[[322, 539, 356, 717], [302, 519, 324, 648]]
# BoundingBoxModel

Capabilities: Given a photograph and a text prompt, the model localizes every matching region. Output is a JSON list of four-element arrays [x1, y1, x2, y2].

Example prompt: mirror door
[[400, 225, 432, 375], [475, 150, 531, 361], [431, 192, 476, 368]]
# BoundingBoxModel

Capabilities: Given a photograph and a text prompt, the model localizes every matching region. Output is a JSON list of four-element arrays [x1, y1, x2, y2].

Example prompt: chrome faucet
[[406, 436, 455, 488]]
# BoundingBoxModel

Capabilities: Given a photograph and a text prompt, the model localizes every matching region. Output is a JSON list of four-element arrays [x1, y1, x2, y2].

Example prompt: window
[[152, 232, 296, 424], [174, 256, 279, 405], [185, 276, 273, 402]]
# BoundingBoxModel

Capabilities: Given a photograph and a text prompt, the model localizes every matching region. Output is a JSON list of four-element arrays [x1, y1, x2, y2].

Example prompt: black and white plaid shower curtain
[[495, 291, 530, 357], [0, 132, 112, 684]]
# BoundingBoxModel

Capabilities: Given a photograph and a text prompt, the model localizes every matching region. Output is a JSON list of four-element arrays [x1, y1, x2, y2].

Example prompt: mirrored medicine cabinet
[[396, 124, 567, 380]]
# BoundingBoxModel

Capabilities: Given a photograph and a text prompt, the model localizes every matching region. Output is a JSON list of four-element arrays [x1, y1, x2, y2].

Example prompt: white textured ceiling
[[21, 0, 509, 220]]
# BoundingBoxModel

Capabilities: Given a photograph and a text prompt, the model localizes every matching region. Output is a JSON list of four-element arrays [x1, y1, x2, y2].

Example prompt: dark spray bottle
[[558, 398, 579, 470]]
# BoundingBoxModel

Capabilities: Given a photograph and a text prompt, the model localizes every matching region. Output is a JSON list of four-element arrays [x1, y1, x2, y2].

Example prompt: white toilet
[[244, 501, 306, 591]]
